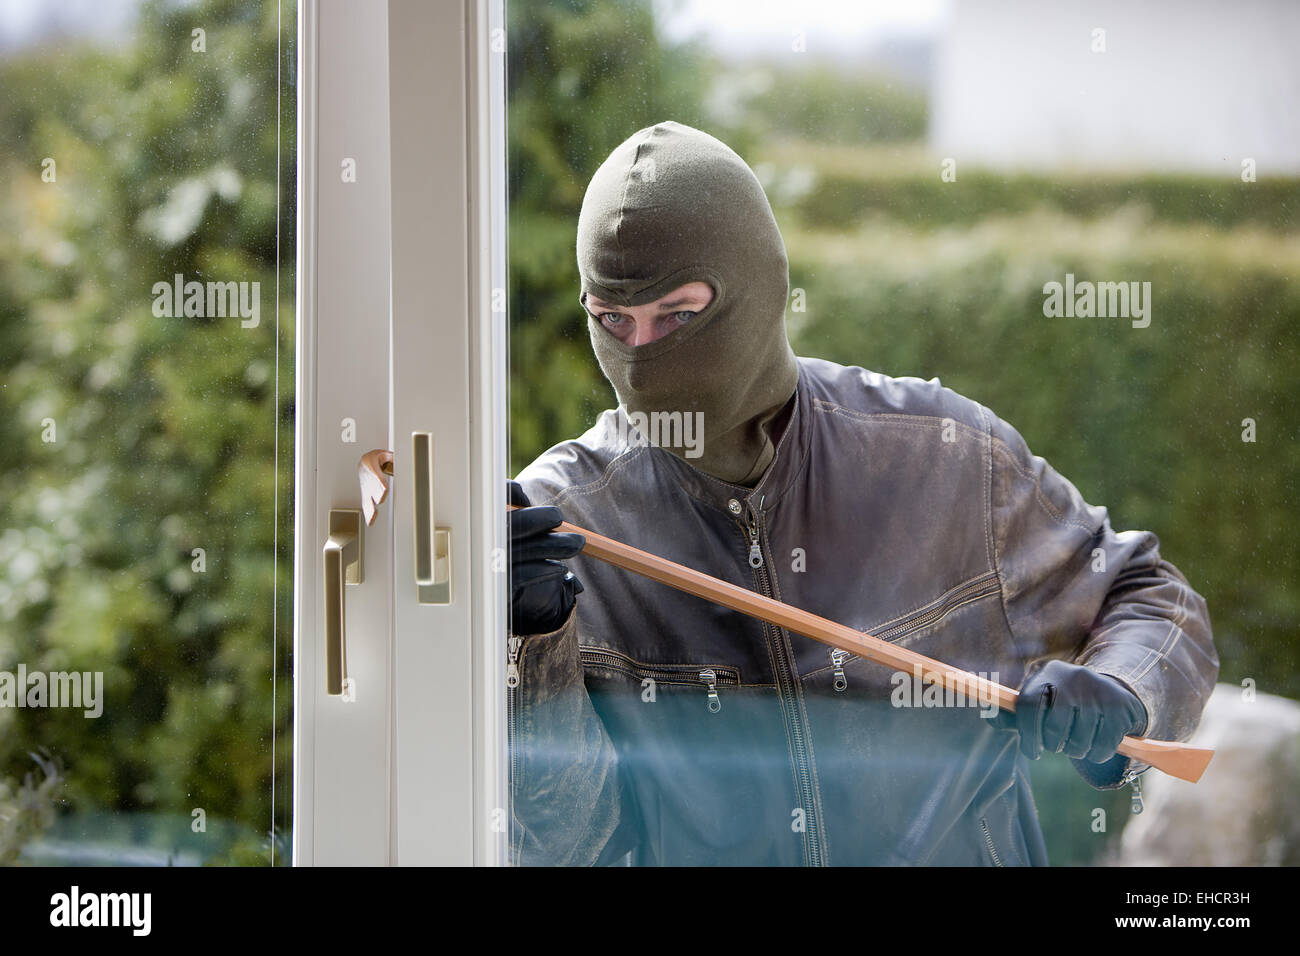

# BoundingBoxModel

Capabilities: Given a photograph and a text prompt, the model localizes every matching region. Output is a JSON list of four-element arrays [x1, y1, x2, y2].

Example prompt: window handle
[[323, 509, 362, 696], [411, 432, 452, 604]]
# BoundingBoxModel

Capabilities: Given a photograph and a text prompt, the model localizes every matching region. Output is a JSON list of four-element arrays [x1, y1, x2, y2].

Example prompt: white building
[[930, 0, 1300, 174]]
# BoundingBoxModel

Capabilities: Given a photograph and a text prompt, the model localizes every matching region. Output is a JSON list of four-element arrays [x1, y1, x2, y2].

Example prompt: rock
[[1114, 682, 1300, 866]]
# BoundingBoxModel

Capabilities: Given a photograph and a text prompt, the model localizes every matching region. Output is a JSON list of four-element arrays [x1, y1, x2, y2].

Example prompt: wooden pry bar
[[512, 505, 1214, 783]]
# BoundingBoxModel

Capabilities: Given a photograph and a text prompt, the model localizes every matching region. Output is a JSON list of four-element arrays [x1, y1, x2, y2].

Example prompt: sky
[[0, 0, 140, 51], [654, 0, 950, 58], [0, 1, 952, 57]]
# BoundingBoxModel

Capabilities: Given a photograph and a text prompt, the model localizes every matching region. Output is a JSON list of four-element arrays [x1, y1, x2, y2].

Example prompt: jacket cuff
[[1070, 752, 1136, 790]]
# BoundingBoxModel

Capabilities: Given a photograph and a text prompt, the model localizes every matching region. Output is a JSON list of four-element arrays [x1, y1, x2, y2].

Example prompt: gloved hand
[[998, 660, 1148, 763], [508, 480, 585, 635]]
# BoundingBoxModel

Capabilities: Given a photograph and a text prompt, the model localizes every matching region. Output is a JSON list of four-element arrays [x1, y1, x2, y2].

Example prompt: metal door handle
[[323, 508, 363, 695], [412, 432, 452, 604]]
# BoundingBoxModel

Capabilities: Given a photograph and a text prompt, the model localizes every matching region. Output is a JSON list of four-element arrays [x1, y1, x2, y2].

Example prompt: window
[[0, 0, 294, 866]]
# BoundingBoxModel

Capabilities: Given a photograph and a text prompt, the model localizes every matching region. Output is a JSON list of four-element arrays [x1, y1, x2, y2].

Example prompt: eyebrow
[[586, 296, 706, 312], [654, 297, 701, 311]]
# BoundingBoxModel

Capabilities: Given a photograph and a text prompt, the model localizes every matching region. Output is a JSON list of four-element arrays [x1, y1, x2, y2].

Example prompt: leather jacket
[[509, 357, 1218, 866]]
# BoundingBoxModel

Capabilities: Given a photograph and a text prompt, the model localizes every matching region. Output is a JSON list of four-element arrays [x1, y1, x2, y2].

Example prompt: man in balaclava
[[575, 120, 799, 486], [506, 122, 1217, 866]]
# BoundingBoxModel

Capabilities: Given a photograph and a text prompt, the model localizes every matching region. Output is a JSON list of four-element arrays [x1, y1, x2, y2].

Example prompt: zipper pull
[[830, 649, 848, 692], [1127, 770, 1144, 815], [699, 668, 721, 713], [506, 636, 521, 689], [746, 495, 765, 569]]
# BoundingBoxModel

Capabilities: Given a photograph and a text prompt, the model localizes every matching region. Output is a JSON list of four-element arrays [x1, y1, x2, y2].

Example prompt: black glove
[[998, 660, 1148, 763], [508, 480, 585, 635]]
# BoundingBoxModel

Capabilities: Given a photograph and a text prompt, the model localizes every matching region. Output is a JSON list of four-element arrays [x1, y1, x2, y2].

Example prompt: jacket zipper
[[979, 816, 1005, 867], [1122, 765, 1146, 814], [699, 668, 721, 713], [746, 509, 764, 568], [822, 574, 1001, 674], [738, 494, 826, 867], [507, 635, 522, 689], [506, 635, 521, 865], [578, 646, 739, 713], [872, 574, 1001, 643], [829, 649, 849, 692]]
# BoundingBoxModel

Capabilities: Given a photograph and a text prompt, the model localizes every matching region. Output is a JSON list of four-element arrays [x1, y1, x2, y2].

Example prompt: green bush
[[781, 202, 1300, 702], [0, 0, 294, 864]]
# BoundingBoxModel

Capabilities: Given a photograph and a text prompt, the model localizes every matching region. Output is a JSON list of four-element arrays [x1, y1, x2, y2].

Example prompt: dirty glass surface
[[506, 0, 1296, 867], [0, 0, 295, 865]]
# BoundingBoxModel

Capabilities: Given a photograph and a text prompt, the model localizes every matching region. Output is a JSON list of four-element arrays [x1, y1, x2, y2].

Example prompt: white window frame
[[293, 0, 507, 866]]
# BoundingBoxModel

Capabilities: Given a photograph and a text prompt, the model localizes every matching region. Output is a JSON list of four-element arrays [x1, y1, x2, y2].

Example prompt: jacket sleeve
[[509, 602, 638, 865], [984, 406, 1219, 788]]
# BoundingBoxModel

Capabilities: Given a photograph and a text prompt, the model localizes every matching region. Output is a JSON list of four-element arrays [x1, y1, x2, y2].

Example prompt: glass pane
[[507, 0, 1295, 866], [0, 0, 295, 866]]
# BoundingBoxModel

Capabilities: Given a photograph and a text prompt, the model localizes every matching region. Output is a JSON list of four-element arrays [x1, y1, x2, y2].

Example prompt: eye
[[599, 312, 627, 326], [672, 310, 698, 323]]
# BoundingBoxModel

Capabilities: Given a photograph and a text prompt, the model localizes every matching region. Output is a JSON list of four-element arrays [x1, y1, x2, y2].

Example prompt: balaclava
[[576, 121, 799, 486]]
